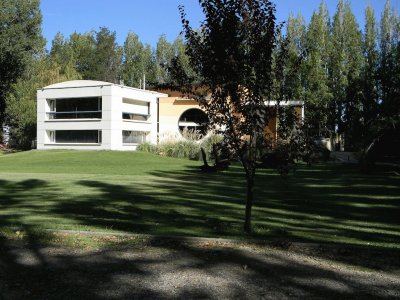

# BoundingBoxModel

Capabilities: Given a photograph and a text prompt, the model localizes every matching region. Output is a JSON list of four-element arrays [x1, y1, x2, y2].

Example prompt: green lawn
[[0, 150, 399, 248]]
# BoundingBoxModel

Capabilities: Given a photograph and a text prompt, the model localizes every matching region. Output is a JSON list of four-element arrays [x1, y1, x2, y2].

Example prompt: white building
[[37, 80, 304, 151], [37, 80, 167, 150]]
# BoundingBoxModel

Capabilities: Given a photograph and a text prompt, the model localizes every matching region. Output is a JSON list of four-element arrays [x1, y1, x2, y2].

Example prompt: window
[[122, 131, 148, 144], [122, 98, 150, 122], [122, 113, 149, 122], [48, 131, 55, 143], [178, 108, 209, 138], [47, 97, 102, 119], [51, 130, 102, 144]]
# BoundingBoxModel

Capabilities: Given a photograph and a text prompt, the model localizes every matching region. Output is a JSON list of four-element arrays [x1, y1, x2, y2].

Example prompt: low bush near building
[[137, 132, 223, 161]]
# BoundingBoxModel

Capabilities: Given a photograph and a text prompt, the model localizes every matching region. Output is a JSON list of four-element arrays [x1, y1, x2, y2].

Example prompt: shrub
[[137, 132, 224, 161], [137, 142, 157, 153]]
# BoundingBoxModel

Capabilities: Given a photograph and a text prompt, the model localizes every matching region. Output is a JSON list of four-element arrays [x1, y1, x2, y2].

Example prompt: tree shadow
[[0, 163, 399, 276], [0, 231, 399, 299]]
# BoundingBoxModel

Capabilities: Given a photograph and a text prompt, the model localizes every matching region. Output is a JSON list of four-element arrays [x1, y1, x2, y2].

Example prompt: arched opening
[[178, 108, 209, 139]]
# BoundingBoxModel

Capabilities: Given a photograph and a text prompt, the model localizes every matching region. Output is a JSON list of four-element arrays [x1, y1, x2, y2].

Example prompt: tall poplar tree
[[68, 32, 97, 80], [155, 34, 173, 84], [360, 5, 379, 142], [93, 27, 122, 83], [50, 32, 82, 80], [284, 14, 306, 101], [121, 32, 145, 88], [303, 2, 332, 137], [379, 0, 400, 120], [330, 0, 363, 149]]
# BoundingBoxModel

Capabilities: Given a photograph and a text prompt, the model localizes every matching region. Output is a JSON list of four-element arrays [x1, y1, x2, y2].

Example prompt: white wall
[[37, 81, 166, 151]]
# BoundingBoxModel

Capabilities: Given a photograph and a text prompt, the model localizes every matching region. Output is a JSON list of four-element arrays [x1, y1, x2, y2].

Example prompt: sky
[[40, 0, 399, 50]]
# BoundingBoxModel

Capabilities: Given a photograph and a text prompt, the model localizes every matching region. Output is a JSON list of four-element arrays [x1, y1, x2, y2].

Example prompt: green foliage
[[5, 80, 36, 149], [329, 0, 363, 142], [283, 14, 306, 100], [379, 0, 400, 121], [302, 2, 332, 137], [50, 32, 83, 80], [121, 32, 157, 87], [50, 28, 122, 83], [5, 57, 81, 149], [179, 0, 281, 232], [92, 27, 123, 83], [280, 0, 399, 154], [154, 34, 174, 84], [121, 32, 146, 87], [0, 0, 44, 123], [136, 142, 157, 153], [159, 139, 201, 160], [138, 132, 223, 161]]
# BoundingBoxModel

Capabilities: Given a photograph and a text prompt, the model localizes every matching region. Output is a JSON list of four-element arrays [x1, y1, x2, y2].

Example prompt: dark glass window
[[48, 97, 102, 119], [178, 108, 209, 137], [122, 113, 149, 122], [55, 130, 101, 143]]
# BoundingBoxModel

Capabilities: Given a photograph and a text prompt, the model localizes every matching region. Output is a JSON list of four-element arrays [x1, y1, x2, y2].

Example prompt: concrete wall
[[37, 81, 166, 151], [37, 81, 304, 150], [158, 97, 202, 141]]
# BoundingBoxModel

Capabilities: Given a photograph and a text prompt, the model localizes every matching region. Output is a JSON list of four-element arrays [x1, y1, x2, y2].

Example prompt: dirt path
[[0, 237, 399, 299]]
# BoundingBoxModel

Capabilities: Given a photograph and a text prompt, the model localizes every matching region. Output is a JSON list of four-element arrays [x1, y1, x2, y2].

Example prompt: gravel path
[[0, 237, 399, 299]]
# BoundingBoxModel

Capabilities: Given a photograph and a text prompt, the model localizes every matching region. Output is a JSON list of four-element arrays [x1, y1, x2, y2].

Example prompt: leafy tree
[[68, 31, 97, 79], [93, 27, 122, 83], [363, 0, 400, 161], [303, 2, 332, 137], [283, 14, 306, 101], [50, 32, 82, 80], [378, 0, 400, 120], [171, 35, 198, 84], [5, 57, 80, 149], [179, 0, 283, 232], [60, 28, 122, 83], [142, 44, 157, 85], [0, 0, 44, 127], [121, 32, 156, 88], [329, 0, 363, 149], [155, 34, 174, 84], [358, 5, 379, 149], [121, 32, 145, 87]]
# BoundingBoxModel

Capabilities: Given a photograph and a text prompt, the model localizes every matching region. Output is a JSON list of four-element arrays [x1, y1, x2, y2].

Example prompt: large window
[[122, 98, 150, 122], [47, 97, 102, 119], [178, 108, 209, 138], [49, 130, 102, 144], [122, 113, 149, 122], [122, 131, 148, 144]]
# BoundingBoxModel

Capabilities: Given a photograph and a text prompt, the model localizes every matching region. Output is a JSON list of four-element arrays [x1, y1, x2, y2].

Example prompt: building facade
[[37, 80, 167, 150], [37, 80, 304, 150]]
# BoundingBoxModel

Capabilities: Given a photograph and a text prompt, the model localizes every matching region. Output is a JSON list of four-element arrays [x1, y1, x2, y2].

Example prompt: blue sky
[[40, 0, 398, 50]]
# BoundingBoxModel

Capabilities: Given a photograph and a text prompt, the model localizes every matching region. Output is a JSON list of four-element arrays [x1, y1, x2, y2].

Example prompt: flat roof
[[40, 80, 168, 97]]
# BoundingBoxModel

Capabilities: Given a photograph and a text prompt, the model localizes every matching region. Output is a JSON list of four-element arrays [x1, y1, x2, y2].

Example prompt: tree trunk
[[244, 175, 254, 233]]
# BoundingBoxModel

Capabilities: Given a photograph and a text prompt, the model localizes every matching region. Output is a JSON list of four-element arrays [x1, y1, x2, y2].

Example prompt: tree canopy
[[178, 0, 283, 232], [0, 0, 44, 124]]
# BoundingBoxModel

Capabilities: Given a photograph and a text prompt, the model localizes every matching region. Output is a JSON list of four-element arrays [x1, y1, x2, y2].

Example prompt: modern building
[[37, 80, 304, 150], [37, 80, 167, 150]]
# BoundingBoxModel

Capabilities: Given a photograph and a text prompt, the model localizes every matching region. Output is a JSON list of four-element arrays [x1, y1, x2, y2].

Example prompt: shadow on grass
[[0, 163, 399, 244], [0, 163, 399, 271], [0, 230, 399, 300]]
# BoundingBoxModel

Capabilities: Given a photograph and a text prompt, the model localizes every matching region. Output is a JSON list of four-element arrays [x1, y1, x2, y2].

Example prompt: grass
[[0, 150, 399, 249]]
